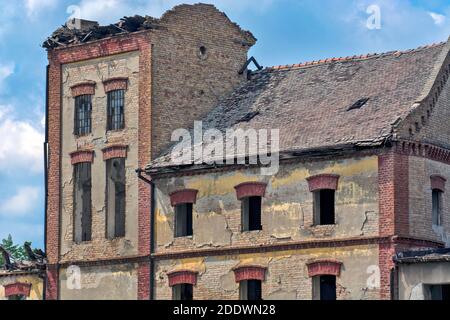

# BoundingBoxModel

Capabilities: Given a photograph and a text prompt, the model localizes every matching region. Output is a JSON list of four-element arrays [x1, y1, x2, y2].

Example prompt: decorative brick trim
[[167, 270, 198, 286], [306, 259, 342, 277], [431, 175, 447, 192], [306, 174, 340, 192], [3, 282, 32, 297], [103, 77, 128, 93], [69, 150, 94, 165], [102, 145, 128, 161], [70, 81, 96, 97], [233, 266, 266, 282], [394, 140, 450, 165], [234, 182, 267, 200], [169, 189, 199, 206]]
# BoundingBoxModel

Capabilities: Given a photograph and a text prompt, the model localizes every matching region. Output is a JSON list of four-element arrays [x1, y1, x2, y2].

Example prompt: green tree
[[0, 234, 29, 266]]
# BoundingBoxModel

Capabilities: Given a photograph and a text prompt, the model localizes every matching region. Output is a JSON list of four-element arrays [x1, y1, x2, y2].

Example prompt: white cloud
[[429, 12, 446, 26], [24, 0, 57, 17], [0, 186, 40, 216], [0, 63, 14, 89], [0, 105, 44, 173]]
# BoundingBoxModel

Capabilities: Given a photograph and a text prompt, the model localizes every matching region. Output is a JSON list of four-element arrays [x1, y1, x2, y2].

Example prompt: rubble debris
[[0, 244, 46, 272], [43, 15, 160, 49]]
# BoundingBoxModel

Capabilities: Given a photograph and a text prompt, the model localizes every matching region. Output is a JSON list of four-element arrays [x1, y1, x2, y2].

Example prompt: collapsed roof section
[[42, 4, 256, 49]]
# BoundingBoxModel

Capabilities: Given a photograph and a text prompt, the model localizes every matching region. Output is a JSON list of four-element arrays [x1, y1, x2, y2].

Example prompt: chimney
[[66, 18, 99, 31]]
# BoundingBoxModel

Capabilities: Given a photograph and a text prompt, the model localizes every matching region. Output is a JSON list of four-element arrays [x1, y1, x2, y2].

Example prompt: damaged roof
[[148, 42, 447, 171], [395, 248, 450, 264], [43, 4, 256, 49]]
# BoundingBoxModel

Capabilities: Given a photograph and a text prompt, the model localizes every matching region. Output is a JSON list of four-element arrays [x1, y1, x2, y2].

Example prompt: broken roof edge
[[43, 3, 256, 50], [144, 138, 392, 178], [259, 41, 446, 74], [395, 248, 450, 264]]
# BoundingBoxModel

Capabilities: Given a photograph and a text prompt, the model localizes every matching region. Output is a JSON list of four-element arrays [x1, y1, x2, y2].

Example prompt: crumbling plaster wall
[[408, 157, 450, 245], [154, 156, 379, 253], [398, 262, 450, 300], [59, 263, 138, 300], [150, 4, 254, 158], [0, 274, 43, 300], [154, 245, 380, 300], [60, 52, 140, 262]]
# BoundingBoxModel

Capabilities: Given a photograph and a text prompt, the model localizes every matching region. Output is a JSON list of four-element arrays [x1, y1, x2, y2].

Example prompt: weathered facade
[[45, 3, 450, 300], [44, 4, 254, 300], [0, 271, 44, 300]]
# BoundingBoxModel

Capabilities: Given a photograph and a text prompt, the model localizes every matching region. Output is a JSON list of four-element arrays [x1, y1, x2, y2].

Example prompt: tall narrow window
[[174, 203, 193, 238], [432, 189, 443, 226], [241, 196, 262, 231], [312, 275, 336, 300], [172, 284, 193, 300], [74, 95, 92, 136], [240, 280, 262, 300], [107, 89, 125, 131], [106, 158, 126, 239], [313, 189, 335, 225], [73, 162, 92, 243]]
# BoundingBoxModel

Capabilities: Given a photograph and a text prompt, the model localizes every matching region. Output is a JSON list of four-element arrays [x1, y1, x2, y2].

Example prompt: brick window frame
[[431, 175, 447, 192], [233, 266, 266, 283], [103, 77, 128, 93], [3, 282, 32, 298], [169, 189, 199, 207], [70, 81, 96, 97], [102, 145, 128, 161], [234, 182, 267, 200], [69, 150, 94, 165], [306, 259, 343, 277], [167, 270, 198, 287], [306, 174, 340, 192]]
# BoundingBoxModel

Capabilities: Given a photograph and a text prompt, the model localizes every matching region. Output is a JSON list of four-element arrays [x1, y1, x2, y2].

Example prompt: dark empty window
[[73, 162, 92, 243], [242, 196, 262, 232], [432, 189, 443, 226], [106, 158, 126, 239], [313, 189, 335, 225], [429, 284, 450, 300], [175, 203, 193, 238], [74, 95, 92, 136], [347, 98, 369, 111], [240, 280, 262, 300], [172, 284, 193, 300], [313, 275, 336, 300], [107, 89, 125, 131]]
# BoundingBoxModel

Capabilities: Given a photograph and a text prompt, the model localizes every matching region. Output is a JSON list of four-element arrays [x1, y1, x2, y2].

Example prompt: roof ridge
[[265, 42, 446, 72]]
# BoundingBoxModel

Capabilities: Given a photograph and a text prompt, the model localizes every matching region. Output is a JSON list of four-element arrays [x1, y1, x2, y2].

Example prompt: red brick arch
[[3, 282, 32, 298], [431, 175, 447, 192], [167, 270, 198, 287], [306, 174, 340, 192], [69, 150, 95, 165], [102, 145, 128, 161], [169, 189, 199, 207], [306, 259, 342, 277], [103, 77, 128, 93], [233, 266, 266, 282], [234, 182, 267, 200], [70, 81, 96, 97]]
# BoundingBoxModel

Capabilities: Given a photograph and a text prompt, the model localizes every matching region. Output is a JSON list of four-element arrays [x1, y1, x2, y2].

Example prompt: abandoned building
[[0, 244, 46, 300], [43, 3, 450, 300]]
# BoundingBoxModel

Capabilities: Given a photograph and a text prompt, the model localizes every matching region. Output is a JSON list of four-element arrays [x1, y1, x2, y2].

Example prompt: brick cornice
[[70, 81, 96, 97], [234, 182, 267, 200], [169, 189, 199, 206], [167, 270, 198, 286], [3, 282, 32, 297], [394, 140, 450, 165], [431, 175, 447, 192], [102, 144, 128, 161], [69, 150, 94, 165], [306, 259, 342, 277], [103, 77, 128, 93], [306, 174, 340, 192], [233, 266, 266, 282]]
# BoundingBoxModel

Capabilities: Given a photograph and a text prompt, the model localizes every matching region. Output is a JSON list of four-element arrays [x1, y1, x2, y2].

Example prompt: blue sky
[[1, 0, 450, 250]]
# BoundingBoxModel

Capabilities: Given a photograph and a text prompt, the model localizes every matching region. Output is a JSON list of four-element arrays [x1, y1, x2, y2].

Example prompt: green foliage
[[0, 235, 29, 266]]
